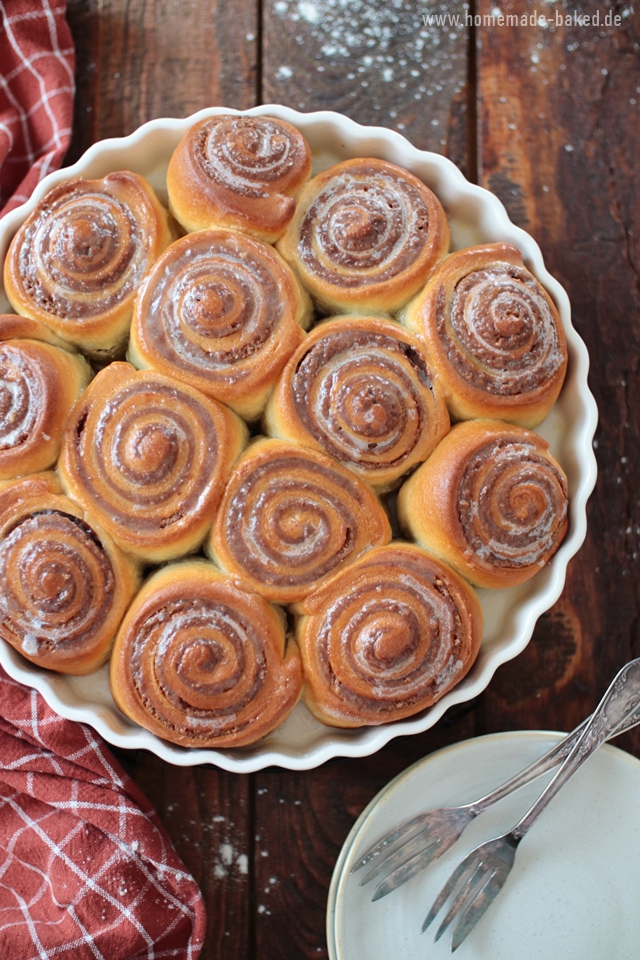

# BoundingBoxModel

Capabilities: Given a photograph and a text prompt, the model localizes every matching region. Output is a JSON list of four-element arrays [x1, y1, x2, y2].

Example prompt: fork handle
[[469, 697, 640, 816], [511, 658, 640, 841]]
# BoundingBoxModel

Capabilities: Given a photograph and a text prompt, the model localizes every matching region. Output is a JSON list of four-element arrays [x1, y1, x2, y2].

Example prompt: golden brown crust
[[401, 243, 568, 427], [110, 560, 303, 748], [397, 420, 569, 589], [58, 362, 247, 563], [0, 314, 77, 350], [264, 315, 450, 491], [295, 542, 483, 728], [208, 437, 391, 603], [0, 478, 139, 674], [0, 317, 91, 480], [3, 172, 173, 357], [129, 228, 312, 420], [277, 157, 450, 314], [166, 115, 312, 243]]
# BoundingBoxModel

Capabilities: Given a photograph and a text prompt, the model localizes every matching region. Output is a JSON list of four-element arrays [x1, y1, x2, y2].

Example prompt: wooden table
[[63, 1, 640, 956]]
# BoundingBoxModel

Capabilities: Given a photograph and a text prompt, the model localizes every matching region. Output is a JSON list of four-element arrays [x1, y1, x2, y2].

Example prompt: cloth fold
[[0, 0, 75, 216], [0, 666, 206, 959]]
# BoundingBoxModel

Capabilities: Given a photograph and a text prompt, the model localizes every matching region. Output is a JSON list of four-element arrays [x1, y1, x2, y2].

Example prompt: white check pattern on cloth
[[0, 0, 75, 215], [0, 667, 206, 960]]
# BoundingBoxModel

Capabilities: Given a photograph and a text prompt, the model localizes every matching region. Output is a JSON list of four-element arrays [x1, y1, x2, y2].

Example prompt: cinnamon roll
[[0, 477, 139, 674], [264, 315, 450, 491], [296, 542, 482, 728], [58, 362, 247, 563], [401, 243, 568, 427], [208, 438, 391, 603], [3, 172, 173, 357], [110, 560, 303, 748], [397, 420, 569, 589], [0, 315, 91, 480], [129, 228, 312, 420], [167, 115, 312, 243], [277, 158, 450, 314]]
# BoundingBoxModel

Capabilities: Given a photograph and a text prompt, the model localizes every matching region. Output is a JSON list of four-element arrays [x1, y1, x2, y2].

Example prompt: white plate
[[328, 732, 640, 960], [0, 107, 598, 771]]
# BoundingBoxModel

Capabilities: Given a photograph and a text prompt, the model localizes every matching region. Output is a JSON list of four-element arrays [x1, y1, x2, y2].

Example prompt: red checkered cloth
[[0, 0, 75, 216], [0, 666, 207, 959]]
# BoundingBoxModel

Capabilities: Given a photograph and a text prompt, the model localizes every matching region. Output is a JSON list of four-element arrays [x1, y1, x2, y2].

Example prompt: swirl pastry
[[277, 157, 450, 314], [296, 542, 482, 727], [401, 243, 568, 427], [0, 315, 91, 480], [0, 477, 139, 674], [166, 115, 312, 243], [129, 228, 312, 420], [110, 560, 303, 748], [397, 420, 569, 589], [265, 315, 450, 491], [58, 362, 247, 563], [3, 171, 173, 356], [208, 437, 391, 604]]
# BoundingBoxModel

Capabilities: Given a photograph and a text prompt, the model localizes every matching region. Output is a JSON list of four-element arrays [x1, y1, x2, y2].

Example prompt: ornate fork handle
[[470, 686, 640, 817], [512, 658, 640, 841]]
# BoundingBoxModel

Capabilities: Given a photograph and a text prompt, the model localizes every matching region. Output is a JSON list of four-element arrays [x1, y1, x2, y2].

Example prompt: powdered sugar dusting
[[268, 0, 467, 144]]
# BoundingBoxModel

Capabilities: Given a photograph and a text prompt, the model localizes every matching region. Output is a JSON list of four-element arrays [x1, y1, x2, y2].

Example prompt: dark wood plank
[[66, 0, 259, 163], [475, 1, 640, 756], [262, 0, 471, 173], [115, 750, 253, 960], [252, 710, 478, 960]]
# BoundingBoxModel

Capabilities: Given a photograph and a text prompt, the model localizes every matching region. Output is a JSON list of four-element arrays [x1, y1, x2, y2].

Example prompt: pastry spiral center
[[182, 283, 239, 336], [458, 440, 568, 566], [32, 560, 75, 609], [440, 263, 565, 394], [292, 331, 429, 468], [299, 169, 431, 287], [356, 608, 418, 665], [20, 190, 142, 320], [142, 237, 286, 379], [123, 423, 178, 480], [135, 601, 265, 718], [334, 203, 387, 253], [199, 117, 295, 194], [226, 467, 353, 581], [0, 511, 115, 652], [62, 216, 107, 262]]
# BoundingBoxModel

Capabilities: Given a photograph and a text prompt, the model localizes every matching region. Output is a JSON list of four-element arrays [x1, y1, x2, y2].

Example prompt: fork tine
[[361, 826, 441, 888], [449, 870, 506, 952], [350, 813, 429, 874], [433, 861, 491, 944], [371, 836, 441, 900], [421, 850, 480, 932]]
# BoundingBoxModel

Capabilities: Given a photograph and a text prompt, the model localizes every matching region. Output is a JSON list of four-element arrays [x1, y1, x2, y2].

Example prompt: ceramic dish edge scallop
[[0, 107, 598, 772]]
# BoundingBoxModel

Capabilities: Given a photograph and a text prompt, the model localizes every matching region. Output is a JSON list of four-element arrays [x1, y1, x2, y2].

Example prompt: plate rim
[[326, 730, 640, 960]]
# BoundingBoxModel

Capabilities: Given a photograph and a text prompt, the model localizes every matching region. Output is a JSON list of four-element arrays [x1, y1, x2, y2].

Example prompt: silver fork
[[422, 657, 640, 952], [352, 706, 638, 901]]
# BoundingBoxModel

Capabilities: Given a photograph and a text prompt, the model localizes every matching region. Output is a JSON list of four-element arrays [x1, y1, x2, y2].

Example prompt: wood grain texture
[[115, 749, 253, 959], [66, 0, 259, 163], [262, 0, 471, 172], [252, 711, 478, 960], [476, 0, 640, 756]]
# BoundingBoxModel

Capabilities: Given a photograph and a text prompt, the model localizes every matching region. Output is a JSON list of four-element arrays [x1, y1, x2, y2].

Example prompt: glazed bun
[[167, 114, 311, 243], [397, 419, 569, 589]]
